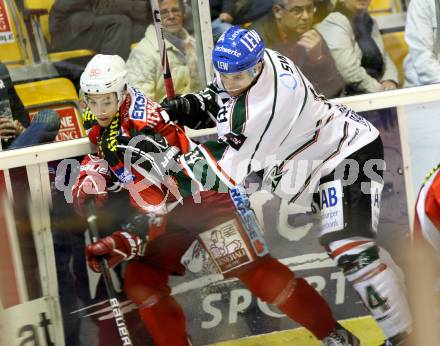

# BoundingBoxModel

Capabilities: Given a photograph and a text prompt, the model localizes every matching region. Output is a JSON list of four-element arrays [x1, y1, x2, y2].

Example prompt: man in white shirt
[[404, 0, 440, 85]]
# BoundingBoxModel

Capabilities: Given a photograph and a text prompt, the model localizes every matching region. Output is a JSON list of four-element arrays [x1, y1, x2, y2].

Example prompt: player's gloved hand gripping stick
[[86, 200, 133, 346]]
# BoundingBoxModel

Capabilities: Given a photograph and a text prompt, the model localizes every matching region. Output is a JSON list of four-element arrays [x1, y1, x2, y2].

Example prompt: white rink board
[[0, 296, 59, 346], [403, 100, 440, 198]]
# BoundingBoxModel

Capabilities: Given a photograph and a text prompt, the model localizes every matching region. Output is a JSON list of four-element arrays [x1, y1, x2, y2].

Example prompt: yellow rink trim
[[208, 316, 386, 346]]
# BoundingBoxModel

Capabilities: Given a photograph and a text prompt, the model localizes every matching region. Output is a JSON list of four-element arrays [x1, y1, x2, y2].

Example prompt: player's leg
[[193, 192, 358, 343], [124, 231, 196, 346], [232, 255, 339, 340], [317, 136, 412, 344], [172, 190, 359, 344], [122, 190, 237, 345]]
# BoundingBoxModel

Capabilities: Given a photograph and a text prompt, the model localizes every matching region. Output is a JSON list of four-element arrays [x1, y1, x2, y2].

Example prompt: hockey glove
[[122, 212, 167, 243], [117, 132, 180, 182], [86, 230, 141, 273], [161, 94, 215, 129], [161, 95, 192, 123], [72, 155, 110, 214]]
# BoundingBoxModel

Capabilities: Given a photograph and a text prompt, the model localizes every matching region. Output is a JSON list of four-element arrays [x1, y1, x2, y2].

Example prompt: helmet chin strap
[[249, 66, 259, 78], [116, 88, 127, 108]]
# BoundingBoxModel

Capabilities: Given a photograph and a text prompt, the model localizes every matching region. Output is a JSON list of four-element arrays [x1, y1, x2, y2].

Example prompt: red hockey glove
[[72, 155, 110, 214], [86, 230, 141, 273]]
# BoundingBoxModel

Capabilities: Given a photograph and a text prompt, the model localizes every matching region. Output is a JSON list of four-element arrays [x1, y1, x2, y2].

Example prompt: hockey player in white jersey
[[162, 26, 412, 345]]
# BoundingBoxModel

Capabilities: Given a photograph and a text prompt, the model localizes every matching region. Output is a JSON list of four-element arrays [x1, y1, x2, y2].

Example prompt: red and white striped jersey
[[414, 163, 440, 256]]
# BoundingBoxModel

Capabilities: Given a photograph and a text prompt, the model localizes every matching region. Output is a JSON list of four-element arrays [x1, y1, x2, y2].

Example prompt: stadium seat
[[15, 78, 86, 141], [369, 0, 401, 16], [21, 0, 94, 63], [0, 0, 34, 66], [382, 31, 409, 85]]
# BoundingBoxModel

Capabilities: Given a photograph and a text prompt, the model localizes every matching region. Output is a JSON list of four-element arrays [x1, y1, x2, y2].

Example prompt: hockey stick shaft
[[150, 0, 176, 99], [86, 201, 133, 346]]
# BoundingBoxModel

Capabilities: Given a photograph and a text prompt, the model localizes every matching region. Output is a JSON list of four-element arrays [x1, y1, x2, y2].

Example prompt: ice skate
[[379, 331, 410, 346], [322, 323, 361, 346]]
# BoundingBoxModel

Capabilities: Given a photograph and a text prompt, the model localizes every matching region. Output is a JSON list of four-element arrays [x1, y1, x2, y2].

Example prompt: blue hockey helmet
[[212, 26, 265, 74]]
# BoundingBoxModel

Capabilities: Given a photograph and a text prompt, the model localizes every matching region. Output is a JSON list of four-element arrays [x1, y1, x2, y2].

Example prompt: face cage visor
[[215, 64, 260, 94]]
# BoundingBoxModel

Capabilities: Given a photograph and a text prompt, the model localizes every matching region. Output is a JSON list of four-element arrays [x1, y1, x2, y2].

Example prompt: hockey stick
[[150, 0, 176, 99], [86, 200, 133, 346]]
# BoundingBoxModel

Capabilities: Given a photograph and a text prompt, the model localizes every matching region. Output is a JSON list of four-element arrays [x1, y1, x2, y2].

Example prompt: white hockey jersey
[[180, 49, 379, 206]]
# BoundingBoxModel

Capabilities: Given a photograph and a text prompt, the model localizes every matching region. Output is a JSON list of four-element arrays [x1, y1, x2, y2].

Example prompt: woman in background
[[317, 0, 398, 95]]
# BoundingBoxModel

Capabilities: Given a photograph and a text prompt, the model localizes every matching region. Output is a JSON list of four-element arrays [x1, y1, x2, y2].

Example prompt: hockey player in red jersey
[[414, 163, 440, 289], [75, 54, 361, 346], [161, 27, 413, 345]]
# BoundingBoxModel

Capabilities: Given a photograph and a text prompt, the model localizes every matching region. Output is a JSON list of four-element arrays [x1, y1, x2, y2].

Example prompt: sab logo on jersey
[[130, 89, 147, 120]]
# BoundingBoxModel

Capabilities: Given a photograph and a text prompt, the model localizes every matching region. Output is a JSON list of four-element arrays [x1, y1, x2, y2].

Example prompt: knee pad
[[329, 238, 380, 282], [235, 255, 295, 303], [329, 239, 412, 337], [353, 266, 412, 337], [138, 291, 168, 310], [124, 261, 171, 306]]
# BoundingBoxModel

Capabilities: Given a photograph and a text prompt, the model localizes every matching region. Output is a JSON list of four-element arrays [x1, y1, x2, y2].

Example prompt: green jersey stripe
[[231, 94, 248, 134], [179, 143, 234, 192], [199, 144, 236, 188]]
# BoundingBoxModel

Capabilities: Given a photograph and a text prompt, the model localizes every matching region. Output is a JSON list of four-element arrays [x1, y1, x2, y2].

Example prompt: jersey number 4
[[366, 285, 390, 313]]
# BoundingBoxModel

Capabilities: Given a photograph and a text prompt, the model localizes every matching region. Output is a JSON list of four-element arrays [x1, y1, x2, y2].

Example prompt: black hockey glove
[[162, 94, 215, 129], [161, 95, 192, 123], [161, 94, 206, 124], [117, 132, 180, 182]]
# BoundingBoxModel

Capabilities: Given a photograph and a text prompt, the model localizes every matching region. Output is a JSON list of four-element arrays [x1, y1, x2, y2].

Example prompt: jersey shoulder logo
[[128, 88, 147, 120], [218, 132, 247, 150]]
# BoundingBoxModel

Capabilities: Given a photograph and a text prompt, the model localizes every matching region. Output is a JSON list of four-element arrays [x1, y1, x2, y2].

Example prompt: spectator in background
[[0, 62, 29, 149], [8, 109, 61, 149], [210, 0, 235, 42], [49, 0, 150, 60], [317, 0, 399, 95], [233, 0, 275, 25], [250, 0, 345, 98], [0, 63, 61, 150], [126, 0, 201, 101], [404, 0, 440, 86], [314, 0, 333, 23]]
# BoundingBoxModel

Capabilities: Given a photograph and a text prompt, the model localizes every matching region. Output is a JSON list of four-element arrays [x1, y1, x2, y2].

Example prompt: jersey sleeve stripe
[[179, 155, 205, 191], [230, 95, 249, 135], [246, 52, 279, 175], [292, 64, 309, 118], [229, 97, 238, 132], [279, 119, 322, 171], [288, 122, 350, 204], [199, 144, 237, 188], [330, 240, 373, 259], [245, 94, 250, 132]]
